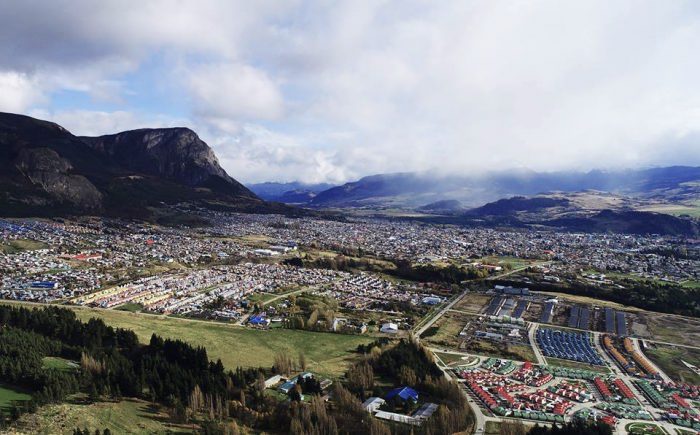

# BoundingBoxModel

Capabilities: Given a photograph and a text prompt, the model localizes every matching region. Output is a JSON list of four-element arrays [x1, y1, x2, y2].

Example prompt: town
[[1, 211, 699, 435]]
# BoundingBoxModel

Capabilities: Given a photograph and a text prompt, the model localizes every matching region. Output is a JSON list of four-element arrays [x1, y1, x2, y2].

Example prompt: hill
[[307, 168, 700, 209], [444, 192, 700, 237], [0, 112, 284, 218]]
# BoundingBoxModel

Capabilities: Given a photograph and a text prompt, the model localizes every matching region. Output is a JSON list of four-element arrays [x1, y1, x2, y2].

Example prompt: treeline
[[285, 253, 490, 288], [527, 421, 612, 435], [496, 276, 700, 317], [0, 305, 260, 428], [1, 305, 474, 434]]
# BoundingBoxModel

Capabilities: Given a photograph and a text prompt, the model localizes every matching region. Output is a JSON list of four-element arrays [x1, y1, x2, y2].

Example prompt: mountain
[[248, 181, 336, 202], [417, 199, 465, 213], [429, 192, 700, 237], [465, 196, 570, 216], [308, 168, 700, 209], [0, 112, 278, 218]]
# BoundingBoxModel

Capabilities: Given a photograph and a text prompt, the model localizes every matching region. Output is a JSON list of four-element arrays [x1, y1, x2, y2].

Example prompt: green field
[[12, 397, 191, 435], [0, 384, 32, 411], [42, 356, 78, 371], [0, 238, 48, 253], [625, 422, 666, 435], [66, 307, 372, 378], [644, 344, 700, 385], [637, 204, 700, 218], [115, 302, 145, 313]]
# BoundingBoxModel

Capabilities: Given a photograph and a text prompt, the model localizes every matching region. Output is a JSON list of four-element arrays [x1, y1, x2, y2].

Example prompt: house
[[362, 397, 386, 413], [380, 322, 399, 334], [248, 315, 270, 327], [422, 296, 442, 305], [374, 411, 421, 426], [412, 402, 438, 420], [385, 386, 419, 403], [278, 380, 297, 394], [278, 372, 314, 394], [264, 375, 282, 388]]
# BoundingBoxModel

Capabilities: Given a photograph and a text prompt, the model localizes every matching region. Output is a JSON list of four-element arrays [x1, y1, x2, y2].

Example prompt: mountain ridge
[[0, 112, 276, 218]]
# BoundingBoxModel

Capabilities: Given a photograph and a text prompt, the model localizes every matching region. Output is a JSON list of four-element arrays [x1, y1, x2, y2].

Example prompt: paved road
[[485, 261, 553, 281], [415, 289, 468, 337], [527, 323, 547, 365], [432, 349, 491, 434]]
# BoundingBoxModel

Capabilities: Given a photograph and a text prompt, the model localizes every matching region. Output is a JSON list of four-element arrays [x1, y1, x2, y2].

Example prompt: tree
[[399, 366, 418, 386]]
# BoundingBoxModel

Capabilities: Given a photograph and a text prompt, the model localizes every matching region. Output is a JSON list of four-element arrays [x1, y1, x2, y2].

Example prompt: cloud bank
[[2, 0, 700, 183]]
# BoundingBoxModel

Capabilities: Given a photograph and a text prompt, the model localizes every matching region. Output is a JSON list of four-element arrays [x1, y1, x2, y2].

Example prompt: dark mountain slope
[[466, 196, 570, 216], [0, 112, 272, 218], [309, 168, 700, 208], [80, 128, 254, 198]]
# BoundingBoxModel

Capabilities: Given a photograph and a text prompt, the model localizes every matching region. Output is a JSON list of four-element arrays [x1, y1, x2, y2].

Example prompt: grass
[[452, 293, 491, 314], [642, 313, 700, 348], [11, 397, 192, 435], [67, 307, 372, 378], [422, 311, 470, 349], [644, 344, 700, 385], [625, 422, 666, 435], [0, 238, 48, 253], [116, 302, 145, 313], [0, 384, 32, 411], [637, 204, 700, 218], [465, 340, 537, 363], [42, 356, 78, 372], [433, 352, 474, 366]]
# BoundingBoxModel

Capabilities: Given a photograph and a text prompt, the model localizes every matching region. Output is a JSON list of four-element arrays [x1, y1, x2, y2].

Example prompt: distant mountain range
[[453, 193, 700, 237], [247, 181, 336, 203], [0, 112, 290, 218], [257, 169, 700, 236], [300, 168, 700, 209]]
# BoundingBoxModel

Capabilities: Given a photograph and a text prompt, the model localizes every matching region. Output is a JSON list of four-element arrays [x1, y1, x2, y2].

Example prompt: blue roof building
[[385, 386, 419, 402], [248, 315, 270, 326]]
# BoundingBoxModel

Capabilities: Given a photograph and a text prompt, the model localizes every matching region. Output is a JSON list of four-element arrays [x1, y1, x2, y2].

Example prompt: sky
[[1, 0, 700, 184]]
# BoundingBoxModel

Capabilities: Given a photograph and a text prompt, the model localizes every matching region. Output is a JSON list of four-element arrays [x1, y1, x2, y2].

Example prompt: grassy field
[[0, 239, 48, 253], [115, 302, 145, 313], [42, 356, 78, 372], [625, 422, 666, 435], [637, 203, 700, 218], [11, 397, 192, 435], [422, 311, 471, 349], [452, 293, 491, 314], [465, 340, 537, 363], [644, 344, 700, 385], [66, 307, 372, 378], [0, 384, 31, 411], [641, 313, 700, 348]]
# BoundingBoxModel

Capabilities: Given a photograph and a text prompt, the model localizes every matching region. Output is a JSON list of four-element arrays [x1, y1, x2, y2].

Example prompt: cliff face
[[80, 128, 253, 197], [0, 112, 264, 217]]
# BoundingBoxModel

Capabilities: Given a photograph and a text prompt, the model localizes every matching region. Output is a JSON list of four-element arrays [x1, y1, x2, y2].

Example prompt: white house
[[380, 322, 399, 333], [362, 397, 386, 413]]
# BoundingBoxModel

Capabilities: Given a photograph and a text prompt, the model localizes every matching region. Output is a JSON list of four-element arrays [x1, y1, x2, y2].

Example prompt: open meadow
[[12, 397, 191, 435], [0, 384, 31, 411], [67, 306, 373, 377]]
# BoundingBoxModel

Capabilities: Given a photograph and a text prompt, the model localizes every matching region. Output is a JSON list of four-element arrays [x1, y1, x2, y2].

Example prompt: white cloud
[[2, 1, 700, 183], [0, 72, 45, 112], [187, 63, 284, 121]]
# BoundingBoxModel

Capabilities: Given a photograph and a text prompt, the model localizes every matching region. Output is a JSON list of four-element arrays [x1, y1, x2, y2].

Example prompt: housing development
[[1, 210, 699, 434]]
